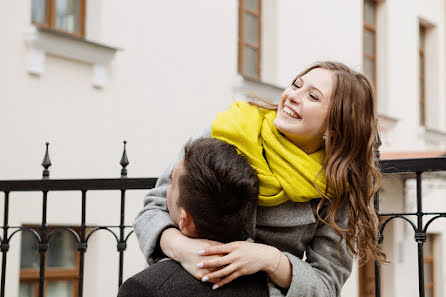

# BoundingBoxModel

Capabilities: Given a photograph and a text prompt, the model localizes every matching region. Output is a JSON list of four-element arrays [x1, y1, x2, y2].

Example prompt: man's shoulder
[[118, 259, 178, 297], [132, 259, 178, 282]]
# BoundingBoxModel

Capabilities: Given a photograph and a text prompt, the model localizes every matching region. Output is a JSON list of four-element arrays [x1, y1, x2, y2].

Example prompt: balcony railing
[[0, 142, 446, 297], [376, 157, 446, 297], [0, 142, 156, 297]]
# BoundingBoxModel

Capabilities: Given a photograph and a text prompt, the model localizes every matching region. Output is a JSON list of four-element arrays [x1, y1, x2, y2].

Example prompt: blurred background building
[[1, 0, 446, 296]]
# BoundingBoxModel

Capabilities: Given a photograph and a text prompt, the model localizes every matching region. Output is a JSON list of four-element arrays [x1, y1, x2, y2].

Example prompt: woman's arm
[[160, 228, 225, 280], [266, 248, 292, 288], [282, 200, 353, 297], [199, 200, 353, 296], [199, 241, 292, 289], [134, 184, 226, 279], [133, 156, 179, 264], [133, 127, 213, 264]]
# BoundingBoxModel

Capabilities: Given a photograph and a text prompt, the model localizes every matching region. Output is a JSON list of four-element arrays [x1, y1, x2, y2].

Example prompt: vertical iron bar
[[39, 142, 51, 297], [416, 172, 425, 297], [0, 192, 10, 297], [78, 190, 87, 297], [38, 191, 48, 297], [118, 189, 126, 287], [118, 142, 129, 288]]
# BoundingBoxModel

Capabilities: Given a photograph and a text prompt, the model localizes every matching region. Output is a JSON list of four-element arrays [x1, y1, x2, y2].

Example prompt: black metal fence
[[376, 157, 446, 297], [0, 142, 156, 297], [0, 142, 445, 297]]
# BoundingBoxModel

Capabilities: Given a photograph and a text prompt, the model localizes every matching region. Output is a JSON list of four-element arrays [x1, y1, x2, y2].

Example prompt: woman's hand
[[197, 241, 281, 289], [160, 228, 225, 280]]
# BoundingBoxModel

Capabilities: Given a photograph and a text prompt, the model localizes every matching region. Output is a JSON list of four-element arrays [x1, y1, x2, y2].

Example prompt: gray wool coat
[[133, 129, 353, 297]]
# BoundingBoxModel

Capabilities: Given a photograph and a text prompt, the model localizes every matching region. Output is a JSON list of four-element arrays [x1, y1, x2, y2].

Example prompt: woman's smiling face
[[273, 68, 335, 154]]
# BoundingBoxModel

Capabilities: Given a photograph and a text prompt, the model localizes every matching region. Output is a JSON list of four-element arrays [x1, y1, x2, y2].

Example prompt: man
[[118, 138, 268, 297], [166, 137, 258, 242]]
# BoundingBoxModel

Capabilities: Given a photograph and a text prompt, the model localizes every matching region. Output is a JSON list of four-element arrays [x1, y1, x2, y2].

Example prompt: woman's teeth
[[283, 106, 298, 119]]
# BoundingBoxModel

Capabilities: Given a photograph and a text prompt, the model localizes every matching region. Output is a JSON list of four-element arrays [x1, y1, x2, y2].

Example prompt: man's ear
[[178, 208, 197, 237]]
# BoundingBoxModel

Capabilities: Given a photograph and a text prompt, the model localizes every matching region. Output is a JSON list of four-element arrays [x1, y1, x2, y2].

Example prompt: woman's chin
[[274, 117, 294, 136]]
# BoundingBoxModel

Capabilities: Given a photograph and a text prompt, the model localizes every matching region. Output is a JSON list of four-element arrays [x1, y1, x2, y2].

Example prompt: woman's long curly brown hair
[[311, 61, 385, 264], [251, 61, 385, 264]]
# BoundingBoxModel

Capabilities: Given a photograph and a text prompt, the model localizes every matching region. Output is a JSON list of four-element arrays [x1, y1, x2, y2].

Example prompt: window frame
[[363, 0, 377, 86], [358, 258, 376, 297], [238, 0, 262, 80], [419, 24, 427, 127], [423, 234, 435, 297], [19, 226, 81, 297], [32, 0, 86, 38]]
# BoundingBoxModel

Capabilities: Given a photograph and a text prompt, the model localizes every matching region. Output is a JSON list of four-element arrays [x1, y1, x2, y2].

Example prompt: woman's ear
[[323, 129, 333, 142], [178, 209, 197, 237]]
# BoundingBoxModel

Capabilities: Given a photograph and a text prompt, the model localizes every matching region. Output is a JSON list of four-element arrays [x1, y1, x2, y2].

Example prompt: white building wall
[[1, 0, 446, 297], [438, 235, 446, 297], [375, 0, 390, 116], [341, 261, 359, 297], [1, 1, 242, 296], [374, 1, 446, 292], [380, 0, 446, 152], [417, 0, 446, 132], [261, 0, 278, 84], [380, 0, 420, 152], [275, 0, 363, 87], [1, 0, 241, 181]]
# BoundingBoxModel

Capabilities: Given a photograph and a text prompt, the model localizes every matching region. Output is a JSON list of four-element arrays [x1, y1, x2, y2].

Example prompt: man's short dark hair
[[177, 138, 259, 242]]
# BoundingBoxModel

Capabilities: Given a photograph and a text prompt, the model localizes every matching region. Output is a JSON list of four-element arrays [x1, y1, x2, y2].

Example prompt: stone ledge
[[23, 25, 122, 88]]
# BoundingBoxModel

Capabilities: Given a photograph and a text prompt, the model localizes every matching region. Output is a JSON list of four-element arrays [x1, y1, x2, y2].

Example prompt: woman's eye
[[292, 82, 301, 89], [309, 94, 319, 101]]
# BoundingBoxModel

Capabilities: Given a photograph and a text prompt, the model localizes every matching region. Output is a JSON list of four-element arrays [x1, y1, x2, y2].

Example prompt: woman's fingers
[[197, 242, 270, 288], [194, 267, 217, 281], [197, 254, 232, 269], [212, 271, 241, 289], [201, 264, 237, 282], [199, 242, 238, 256]]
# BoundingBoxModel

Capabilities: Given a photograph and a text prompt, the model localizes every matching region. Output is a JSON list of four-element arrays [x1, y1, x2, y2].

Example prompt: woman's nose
[[288, 89, 302, 104]]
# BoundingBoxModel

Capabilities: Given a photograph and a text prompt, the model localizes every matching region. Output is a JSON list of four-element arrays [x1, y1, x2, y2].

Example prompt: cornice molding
[[23, 25, 122, 88]]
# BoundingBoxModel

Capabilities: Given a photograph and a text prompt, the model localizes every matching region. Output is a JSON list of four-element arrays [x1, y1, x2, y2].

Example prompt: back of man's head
[[178, 138, 259, 242]]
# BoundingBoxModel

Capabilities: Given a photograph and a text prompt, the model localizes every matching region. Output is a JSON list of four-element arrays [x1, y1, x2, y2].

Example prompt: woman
[[132, 61, 385, 297]]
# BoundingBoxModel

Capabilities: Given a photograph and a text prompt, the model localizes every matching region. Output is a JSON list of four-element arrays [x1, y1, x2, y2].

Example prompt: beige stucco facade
[[1, 0, 446, 296]]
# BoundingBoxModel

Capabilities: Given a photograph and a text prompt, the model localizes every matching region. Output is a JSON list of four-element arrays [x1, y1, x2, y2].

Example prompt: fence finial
[[41, 142, 51, 179], [120, 141, 129, 178]]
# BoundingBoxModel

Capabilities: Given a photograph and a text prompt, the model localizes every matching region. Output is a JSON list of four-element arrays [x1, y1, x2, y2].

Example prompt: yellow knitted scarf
[[212, 101, 334, 207]]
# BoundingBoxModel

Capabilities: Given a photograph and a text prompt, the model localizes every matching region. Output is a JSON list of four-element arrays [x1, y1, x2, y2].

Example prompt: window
[[19, 227, 79, 297], [238, 0, 261, 80], [31, 0, 86, 37], [358, 217, 384, 297], [363, 0, 377, 86], [419, 24, 427, 126], [424, 234, 436, 297], [358, 259, 376, 297]]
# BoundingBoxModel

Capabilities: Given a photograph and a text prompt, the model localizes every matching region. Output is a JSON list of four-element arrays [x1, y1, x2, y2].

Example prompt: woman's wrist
[[262, 245, 292, 289], [263, 246, 282, 274], [160, 228, 184, 261]]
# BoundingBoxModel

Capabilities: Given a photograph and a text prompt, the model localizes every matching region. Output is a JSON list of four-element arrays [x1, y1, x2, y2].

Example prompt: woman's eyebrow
[[300, 77, 325, 100]]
